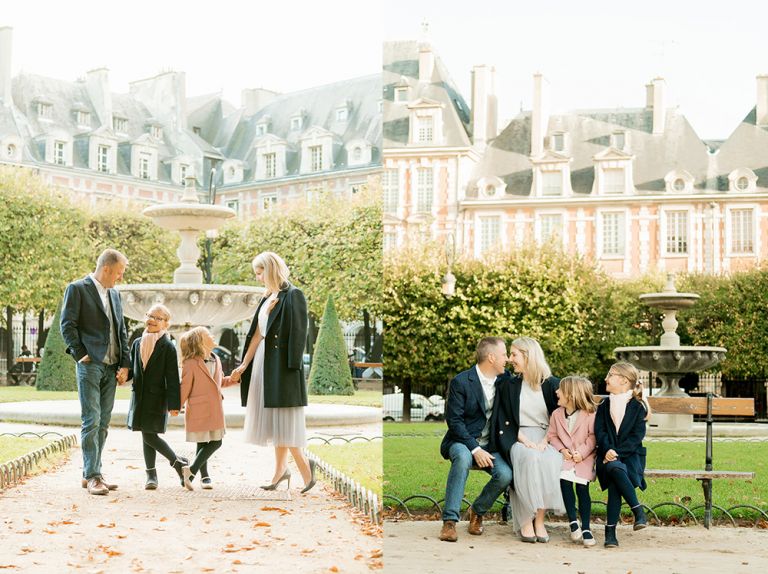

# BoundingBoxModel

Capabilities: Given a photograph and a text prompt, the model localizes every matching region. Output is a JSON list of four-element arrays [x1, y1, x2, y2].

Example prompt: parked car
[[428, 395, 446, 411], [383, 393, 444, 422]]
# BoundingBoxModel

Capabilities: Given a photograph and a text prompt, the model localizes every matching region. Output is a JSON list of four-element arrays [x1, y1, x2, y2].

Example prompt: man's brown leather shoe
[[468, 507, 484, 535], [86, 477, 109, 496], [81, 476, 118, 490], [439, 520, 458, 542]]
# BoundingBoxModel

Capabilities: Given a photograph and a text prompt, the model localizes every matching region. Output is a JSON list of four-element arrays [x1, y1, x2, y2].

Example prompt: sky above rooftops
[[383, 0, 768, 140], [5, 0, 379, 109]]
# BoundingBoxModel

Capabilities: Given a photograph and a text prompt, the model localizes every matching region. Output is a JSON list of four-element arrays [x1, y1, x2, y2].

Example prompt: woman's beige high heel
[[261, 469, 291, 490]]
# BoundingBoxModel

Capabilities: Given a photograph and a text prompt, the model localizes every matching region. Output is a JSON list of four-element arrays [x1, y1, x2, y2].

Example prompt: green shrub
[[308, 296, 354, 395], [36, 301, 77, 391]]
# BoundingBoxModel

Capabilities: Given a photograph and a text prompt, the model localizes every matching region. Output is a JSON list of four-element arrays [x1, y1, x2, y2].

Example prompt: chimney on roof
[[129, 71, 187, 132], [85, 67, 113, 127], [0, 27, 13, 107], [419, 43, 434, 83], [241, 88, 279, 116], [531, 73, 549, 157], [646, 77, 666, 134], [471, 65, 498, 151], [756, 75, 768, 127]]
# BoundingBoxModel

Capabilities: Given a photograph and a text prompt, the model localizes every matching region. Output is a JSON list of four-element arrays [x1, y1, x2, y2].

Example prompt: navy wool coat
[[240, 284, 308, 408], [594, 397, 648, 491], [126, 335, 181, 434]]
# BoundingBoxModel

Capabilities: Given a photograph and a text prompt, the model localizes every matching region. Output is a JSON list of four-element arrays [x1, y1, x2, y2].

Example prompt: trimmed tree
[[308, 296, 354, 396], [36, 301, 77, 391]]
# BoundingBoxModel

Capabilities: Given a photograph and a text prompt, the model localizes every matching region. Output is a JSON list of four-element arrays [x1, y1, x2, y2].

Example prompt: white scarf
[[140, 330, 167, 369], [609, 390, 634, 432]]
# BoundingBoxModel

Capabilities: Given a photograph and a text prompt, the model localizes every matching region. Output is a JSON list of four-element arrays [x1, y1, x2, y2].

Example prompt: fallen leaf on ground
[[42, 529, 56, 534], [0, 566, 19, 570], [301, 549, 315, 554], [97, 545, 123, 557], [329, 567, 339, 573], [16, 530, 31, 535], [159, 517, 167, 522], [260, 506, 291, 516], [253, 522, 271, 528], [98, 523, 115, 528]]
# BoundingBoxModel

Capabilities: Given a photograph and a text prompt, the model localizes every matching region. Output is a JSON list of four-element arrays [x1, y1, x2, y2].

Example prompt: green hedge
[[36, 302, 77, 391], [308, 296, 354, 395]]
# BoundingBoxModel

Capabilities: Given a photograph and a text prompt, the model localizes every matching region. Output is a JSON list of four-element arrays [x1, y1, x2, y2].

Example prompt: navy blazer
[[126, 335, 181, 434], [488, 374, 560, 467], [594, 397, 647, 491], [439, 367, 507, 459], [60, 275, 130, 368], [240, 284, 308, 408]]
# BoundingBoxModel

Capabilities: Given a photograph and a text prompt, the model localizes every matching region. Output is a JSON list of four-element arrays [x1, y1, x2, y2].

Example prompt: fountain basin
[[118, 283, 264, 331], [639, 292, 699, 310], [142, 203, 235, 231], [614, 346, 726, 373]]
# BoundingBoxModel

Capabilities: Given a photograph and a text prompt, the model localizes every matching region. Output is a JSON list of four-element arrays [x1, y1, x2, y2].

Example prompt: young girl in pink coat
[[547, 376, 600, 547], [179, 326, 239, 490]]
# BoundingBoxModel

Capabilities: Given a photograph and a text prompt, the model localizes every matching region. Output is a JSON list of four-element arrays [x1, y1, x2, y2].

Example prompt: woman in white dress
[[231, 252, 315, 493]]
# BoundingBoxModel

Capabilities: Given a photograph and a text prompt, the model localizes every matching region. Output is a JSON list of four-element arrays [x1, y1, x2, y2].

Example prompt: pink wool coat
[[546, 406, 597, 482], [180, 356, 237, 433]]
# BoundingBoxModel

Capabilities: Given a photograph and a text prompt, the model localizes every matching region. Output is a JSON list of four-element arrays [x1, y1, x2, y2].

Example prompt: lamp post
[[441, 232, 456, 297]]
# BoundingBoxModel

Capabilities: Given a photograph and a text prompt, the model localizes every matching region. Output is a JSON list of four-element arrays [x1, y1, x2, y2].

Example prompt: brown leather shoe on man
[[81, 476, 118, 490], [439, 520, 458, 542], [86, 477, 109, 496], [468, 507, 484, 535]]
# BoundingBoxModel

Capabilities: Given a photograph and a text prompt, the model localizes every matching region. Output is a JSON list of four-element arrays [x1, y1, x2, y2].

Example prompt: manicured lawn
[[308, 441, 382, 496], [0, 386, 131, 402], [383, 422, 768, 522], [309, 389, 381, 407], [0, 436, 51, 463]]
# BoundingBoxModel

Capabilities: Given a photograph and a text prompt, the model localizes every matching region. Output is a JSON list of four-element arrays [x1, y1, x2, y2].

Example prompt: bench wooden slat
[[646, 396, 754, 416], [646, 469, 755, 480]]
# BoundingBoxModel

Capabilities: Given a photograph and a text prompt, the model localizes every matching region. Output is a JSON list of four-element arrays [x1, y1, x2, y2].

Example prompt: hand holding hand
[[473, 448, 495, 468], [572, 451, 583, 463], [116, 368, 129, 385], [561, 448, 573, 461], [79, 355, 91, 364]]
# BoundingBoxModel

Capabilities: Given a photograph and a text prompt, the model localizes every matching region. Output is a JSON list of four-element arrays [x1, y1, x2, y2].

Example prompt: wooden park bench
[[8, 357, 40, 386], [645, 394, 756, 528]]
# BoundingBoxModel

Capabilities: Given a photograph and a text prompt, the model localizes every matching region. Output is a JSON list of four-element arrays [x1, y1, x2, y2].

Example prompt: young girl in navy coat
[[595, 362, 651, 547], [127, 304, 189, 489]]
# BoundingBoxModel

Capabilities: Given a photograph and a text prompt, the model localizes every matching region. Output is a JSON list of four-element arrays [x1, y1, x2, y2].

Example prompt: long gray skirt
[[509, 426, 565, 531], [243, 339, 307, 447]]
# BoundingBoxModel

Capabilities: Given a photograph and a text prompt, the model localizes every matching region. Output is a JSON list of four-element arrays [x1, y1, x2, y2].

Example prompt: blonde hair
[[146, 303, 171, 322], [252, 251, 290, 294], [179, 326, 212, 361], [511, 336, 551, 390], [608, 361, 651, 419], [559, 376, 599, 414]]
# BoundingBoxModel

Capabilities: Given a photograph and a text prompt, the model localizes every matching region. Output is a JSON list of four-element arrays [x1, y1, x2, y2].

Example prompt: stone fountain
[[117, 176, 263, 338], [614, 273, 727, 430]]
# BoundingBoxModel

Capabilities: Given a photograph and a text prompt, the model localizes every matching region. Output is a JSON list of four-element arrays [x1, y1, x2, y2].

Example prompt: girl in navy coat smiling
[[595, 361, 651, 547]]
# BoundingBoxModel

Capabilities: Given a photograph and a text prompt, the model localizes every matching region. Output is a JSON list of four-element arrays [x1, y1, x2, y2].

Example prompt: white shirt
[[472, 365, 498, 452], [519, 381, 549, 429], [89, 273, 118, 364]]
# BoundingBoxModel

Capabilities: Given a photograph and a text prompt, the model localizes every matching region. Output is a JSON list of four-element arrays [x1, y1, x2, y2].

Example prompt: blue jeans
[[442, 442, 513, 522], [76, 361, 118, 480]]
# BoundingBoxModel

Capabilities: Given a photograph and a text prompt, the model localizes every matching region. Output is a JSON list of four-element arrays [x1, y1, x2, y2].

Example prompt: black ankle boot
[[632, 505, 648, 530], [145, 468, 158, 490], [171, 459, 188, 487], [604, 525, 619, 548]]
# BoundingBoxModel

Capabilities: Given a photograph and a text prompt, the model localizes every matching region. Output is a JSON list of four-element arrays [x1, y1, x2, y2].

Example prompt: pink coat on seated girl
[[546, 407, 597, 481]]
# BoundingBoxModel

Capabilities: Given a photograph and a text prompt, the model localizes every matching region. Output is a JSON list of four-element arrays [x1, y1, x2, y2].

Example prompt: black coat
[[439, 367, 507, 459], [488, 374, 560, 467], [126, 335, 181, 434], [60, 275, 130, 367], [595, 397, 647, 491], [240, 284, 308, 408]]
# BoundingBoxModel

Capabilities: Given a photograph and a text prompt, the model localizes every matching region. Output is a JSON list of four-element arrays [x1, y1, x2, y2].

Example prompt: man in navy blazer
[[61, 249, 130, 495], [438, 337, 513, 542]]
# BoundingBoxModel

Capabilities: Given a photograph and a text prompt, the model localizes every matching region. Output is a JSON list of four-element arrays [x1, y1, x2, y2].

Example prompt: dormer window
[[664, 170, 694, 193], [37, 102, 53, 119], [542, 171, 562, 196], [179, 164, 188, 185], [603, 168, 625, 194], [255, 123, 267, 136], [192, 126, 202, 136], [150, 125, 163, 139], [97, 145, 109, 173], [336, 107, 348, 122], [735, 176, 749, 191], [612, 131, 627, 150], [351, 146, 362, 162], [54, 141, 66, 165], [417, 116, 434, 143], [310, 145, 323, 171], [394, 87, 408, 103], [113, 117, 128, 133], [551, 132, 565, 152], [673, 178, 685, 191], [727, 168, 757, 193], [139, 153, 151, 179], [76, 110, 91, 127], [290, 116, 303, 131]]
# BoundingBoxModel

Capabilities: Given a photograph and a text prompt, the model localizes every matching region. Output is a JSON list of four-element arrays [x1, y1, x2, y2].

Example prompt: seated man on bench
[[438, 337, 513, 542]]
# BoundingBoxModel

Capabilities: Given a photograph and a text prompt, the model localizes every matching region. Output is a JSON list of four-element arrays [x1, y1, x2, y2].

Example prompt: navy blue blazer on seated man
[[60, 275, 130, 367], [438, 360, 514, 541]]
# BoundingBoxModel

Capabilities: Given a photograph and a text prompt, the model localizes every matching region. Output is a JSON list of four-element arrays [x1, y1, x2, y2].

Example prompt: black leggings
[[142, 432, 177, 469], [604, 461, 641, 524], [560, 479, 591, 531], [190, 440, 222, 476]]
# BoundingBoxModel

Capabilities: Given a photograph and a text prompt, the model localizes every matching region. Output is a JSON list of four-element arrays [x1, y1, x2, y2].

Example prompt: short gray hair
[[96, 249, 128, 270]]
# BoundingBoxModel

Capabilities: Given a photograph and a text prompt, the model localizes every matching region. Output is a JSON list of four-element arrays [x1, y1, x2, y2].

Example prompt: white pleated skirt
[[243, 339, 306, 447], [509, 426, 565, 531]]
